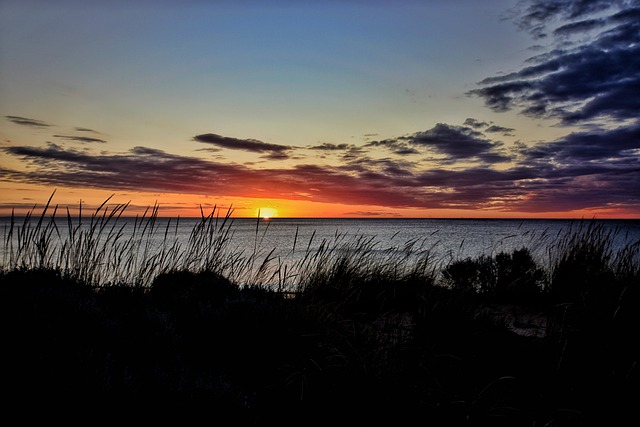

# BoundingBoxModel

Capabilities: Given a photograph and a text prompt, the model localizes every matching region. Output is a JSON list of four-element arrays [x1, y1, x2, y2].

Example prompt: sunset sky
[[1, 0, 639, 218]]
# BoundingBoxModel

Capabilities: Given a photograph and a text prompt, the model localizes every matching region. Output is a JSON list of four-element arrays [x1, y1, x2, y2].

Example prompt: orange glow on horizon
[[0, 186, 638, 219]]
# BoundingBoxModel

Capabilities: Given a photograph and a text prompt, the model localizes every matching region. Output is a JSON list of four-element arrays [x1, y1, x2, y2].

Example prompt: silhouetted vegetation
[[1, 197, 638, 425]]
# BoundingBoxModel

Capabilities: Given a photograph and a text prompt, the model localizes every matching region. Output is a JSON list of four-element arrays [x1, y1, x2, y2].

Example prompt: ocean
[[2, 216, 639, 287]]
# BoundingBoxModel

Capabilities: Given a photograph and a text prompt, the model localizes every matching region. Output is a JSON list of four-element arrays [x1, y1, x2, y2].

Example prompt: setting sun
[[258, 207, 278, 219]]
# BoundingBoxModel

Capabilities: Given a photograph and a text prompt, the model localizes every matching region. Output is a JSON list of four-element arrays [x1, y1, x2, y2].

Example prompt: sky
[[1, 0, 639, 218]]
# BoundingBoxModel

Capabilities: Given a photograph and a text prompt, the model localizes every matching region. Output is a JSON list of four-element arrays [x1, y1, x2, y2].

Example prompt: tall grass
[[2, 195, 639, 299], [541, 220, 640, 378], [1, 195, 446, 292], [2, 195, 639, 424], [2, 195, 244, 287]]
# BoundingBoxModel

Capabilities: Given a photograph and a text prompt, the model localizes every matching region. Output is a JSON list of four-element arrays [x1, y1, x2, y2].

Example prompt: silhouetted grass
[[0, 196, 638, 425]]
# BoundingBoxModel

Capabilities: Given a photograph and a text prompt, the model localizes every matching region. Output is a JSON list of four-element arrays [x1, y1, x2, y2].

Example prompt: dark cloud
[[408, 123, 510, 163], [193, 133, 292, 155], [463, 118, 489, 129], [470, 0, 640, 126], [74, 127, 99, 133], [0, 144, 423, 208], [364, 139, 420, 156], [485, 125, 515, 135], [506, 122, 640, 212], [364, 124, 511, 163], [340, 157, 416, 177], [2, 136, 639, 213], [513, 0, 615, 39], [53, 135, 107, 144], [308, 143, 352, 151], [522, 122, 640, 163], [340, 146, 367, 161], [365, 139, 400, 149], [393, 147, 420, 155], [261, 151, 291, 161], [462, 119, 516, 136], [553, 17, 606, 36], [2, 144, 259, 195], [5, 115, 51, 128]]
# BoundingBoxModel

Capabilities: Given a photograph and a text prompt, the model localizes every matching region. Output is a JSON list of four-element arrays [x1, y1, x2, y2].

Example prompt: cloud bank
[[470, 0, 640, 126], [3, 120, 639, 213]]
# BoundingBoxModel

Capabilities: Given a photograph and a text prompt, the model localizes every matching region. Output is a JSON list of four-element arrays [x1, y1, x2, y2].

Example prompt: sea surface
[[2, 216, 639, 287], [224, 217, 640, 259]]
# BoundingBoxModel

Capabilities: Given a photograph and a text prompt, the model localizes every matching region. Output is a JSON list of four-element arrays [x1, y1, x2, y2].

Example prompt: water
[[2, 215, 639, 287], [189, 217, 640, 262]]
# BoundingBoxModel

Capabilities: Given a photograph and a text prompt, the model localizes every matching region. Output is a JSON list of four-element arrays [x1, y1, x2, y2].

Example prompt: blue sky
[[1, 0, 639, 218]]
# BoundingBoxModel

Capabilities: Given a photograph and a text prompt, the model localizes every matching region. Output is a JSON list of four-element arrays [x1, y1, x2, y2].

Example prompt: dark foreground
[[1, 263, 637, 426]]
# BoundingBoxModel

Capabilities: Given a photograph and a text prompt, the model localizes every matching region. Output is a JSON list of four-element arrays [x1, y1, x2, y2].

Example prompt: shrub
[[441, 249, 545, 303], [441, 255, 495, 293], [493, 248, 545, 302]]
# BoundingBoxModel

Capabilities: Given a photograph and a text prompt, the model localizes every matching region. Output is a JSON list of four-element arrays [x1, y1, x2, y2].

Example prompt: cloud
[[2, 135, 639, 214], [261, 151, 291, 161], [408, 123, 511, 163], [0, 143, 461, 209], [2, 144, 255, 195], [521, 122, 640, 163], [340, 157, 417, 177], [506, 122, 640, 212], [364, 139, 420, 156], [463, 119, 516, 136], [308, 143, 352, 151], [193, 133, 292, 157], [0, 144, 421, 207], [513, 0, 615, 39], [463, 118, 489, 129], [364, 124, 511, 164], [470, 0, 640, 126], [553, 17, 606, 36], [53, 135, 107, 144], [5, 115, 51, 128], [485, 125, 515, 135], [392, 146, 420, 155]]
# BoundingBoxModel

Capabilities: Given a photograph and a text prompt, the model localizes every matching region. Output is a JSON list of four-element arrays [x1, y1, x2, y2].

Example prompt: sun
[[257, 207, 278, 219]]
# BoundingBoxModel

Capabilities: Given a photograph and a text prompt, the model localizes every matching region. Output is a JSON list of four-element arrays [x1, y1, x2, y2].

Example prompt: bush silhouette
[[442, 249, 545, 303]]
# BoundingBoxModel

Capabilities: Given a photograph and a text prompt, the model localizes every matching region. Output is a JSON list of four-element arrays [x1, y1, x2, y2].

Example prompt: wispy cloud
[[485, 125, 515, 135], [53, 135, 107, 144], [74, 127, 100, 133], [194, 133, 292, 159], [5, 115, 51, 128], [308, 143, 352, 151]]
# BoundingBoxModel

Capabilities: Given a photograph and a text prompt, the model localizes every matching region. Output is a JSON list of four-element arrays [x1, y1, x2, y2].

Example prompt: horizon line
[[1, 214, 638, 221]]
